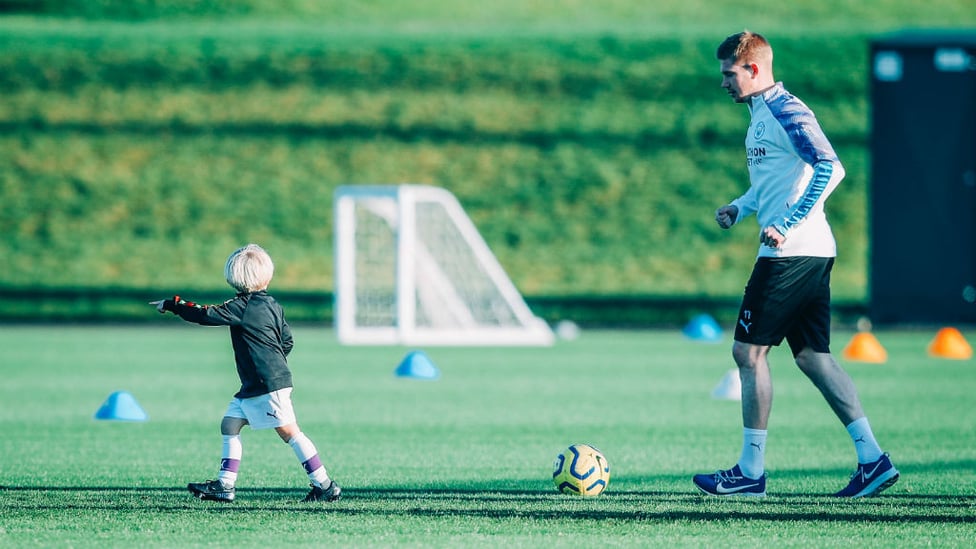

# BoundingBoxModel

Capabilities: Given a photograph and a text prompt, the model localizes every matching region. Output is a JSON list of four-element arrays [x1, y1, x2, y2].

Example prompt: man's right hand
[[715, 205, 738, 229]]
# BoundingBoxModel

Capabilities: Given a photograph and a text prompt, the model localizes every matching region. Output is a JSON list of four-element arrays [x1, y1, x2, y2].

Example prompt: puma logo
[[739, 319, 752, 333], [739, 310, 753, 333]]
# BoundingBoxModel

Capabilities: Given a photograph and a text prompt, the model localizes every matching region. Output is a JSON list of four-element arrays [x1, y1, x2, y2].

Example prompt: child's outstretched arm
[[150, 295, 238, 326]]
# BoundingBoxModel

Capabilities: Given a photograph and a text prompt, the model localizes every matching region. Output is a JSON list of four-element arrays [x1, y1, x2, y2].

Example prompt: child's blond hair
[[224, 244, 274, 293]]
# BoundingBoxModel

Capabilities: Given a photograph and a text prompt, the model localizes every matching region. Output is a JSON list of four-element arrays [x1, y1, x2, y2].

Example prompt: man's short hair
[[716, 30, 773, 65]]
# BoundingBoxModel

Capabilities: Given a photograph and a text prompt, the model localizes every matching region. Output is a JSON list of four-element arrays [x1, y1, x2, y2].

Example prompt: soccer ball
[[552, 443, 610, 496]]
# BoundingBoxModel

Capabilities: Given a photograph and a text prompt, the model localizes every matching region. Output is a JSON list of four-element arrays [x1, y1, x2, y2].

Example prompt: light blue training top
[[730, 82, 845, 258]]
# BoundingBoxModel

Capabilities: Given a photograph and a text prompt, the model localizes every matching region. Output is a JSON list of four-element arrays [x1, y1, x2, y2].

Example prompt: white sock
[[288, 432, 330, 487], [846, 417, 884, 463], [737, 428, 767, 479], [217, 434, 242, 487]]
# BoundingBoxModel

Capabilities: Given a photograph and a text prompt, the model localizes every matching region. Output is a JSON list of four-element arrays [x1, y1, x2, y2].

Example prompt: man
[[693, 31, 898, 498]]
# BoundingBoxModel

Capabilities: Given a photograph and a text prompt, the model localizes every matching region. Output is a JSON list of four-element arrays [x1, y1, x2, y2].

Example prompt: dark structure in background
[[870, 30, 976, 325]]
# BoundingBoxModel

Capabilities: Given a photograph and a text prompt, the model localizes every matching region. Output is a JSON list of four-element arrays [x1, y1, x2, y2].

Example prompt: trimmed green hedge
[[0, 22, 877, 311], [5, 0, 976, 29]]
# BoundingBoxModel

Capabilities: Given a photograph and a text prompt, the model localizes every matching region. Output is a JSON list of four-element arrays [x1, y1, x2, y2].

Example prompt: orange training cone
[[842, 332, 887, 363], [927, 327, 973, 360]]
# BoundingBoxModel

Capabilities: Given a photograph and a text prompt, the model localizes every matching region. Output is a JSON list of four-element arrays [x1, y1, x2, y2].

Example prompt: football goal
[[333, 185, 554, 346]]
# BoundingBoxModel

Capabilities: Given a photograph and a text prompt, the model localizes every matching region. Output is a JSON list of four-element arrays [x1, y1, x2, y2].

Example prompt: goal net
[[334, 185, 554, 346]]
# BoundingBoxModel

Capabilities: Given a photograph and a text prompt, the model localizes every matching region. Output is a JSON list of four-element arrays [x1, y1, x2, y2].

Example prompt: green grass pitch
[[1, 325, 974, 547]]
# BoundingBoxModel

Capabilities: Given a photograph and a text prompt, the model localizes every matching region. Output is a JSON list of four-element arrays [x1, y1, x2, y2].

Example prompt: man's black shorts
[[733, 256, 834, 357]]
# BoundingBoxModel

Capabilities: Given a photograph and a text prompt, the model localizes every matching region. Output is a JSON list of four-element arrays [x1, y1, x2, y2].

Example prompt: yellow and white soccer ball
[[552, 443, 610, 496]]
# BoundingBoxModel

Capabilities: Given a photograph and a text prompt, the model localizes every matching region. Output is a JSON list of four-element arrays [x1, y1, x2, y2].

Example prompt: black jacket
[[164, 291, 294, 398]]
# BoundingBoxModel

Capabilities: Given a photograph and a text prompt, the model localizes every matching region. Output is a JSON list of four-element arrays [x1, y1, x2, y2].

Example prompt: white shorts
[[224, 388, 297, 430]]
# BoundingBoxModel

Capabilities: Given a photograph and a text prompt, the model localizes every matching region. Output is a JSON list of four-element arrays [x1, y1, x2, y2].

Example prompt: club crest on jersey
[[754, 121, 766, 139]]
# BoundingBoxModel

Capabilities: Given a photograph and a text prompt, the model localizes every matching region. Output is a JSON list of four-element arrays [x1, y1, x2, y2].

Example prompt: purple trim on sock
[[220, 458, 241, 473], [303, 455, 322, 474]]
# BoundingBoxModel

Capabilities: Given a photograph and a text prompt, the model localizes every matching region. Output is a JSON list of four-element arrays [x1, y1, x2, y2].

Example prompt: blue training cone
[[682, 313, 723, 343], [395, 350, 440, 380], [94, 390, 149, 422]]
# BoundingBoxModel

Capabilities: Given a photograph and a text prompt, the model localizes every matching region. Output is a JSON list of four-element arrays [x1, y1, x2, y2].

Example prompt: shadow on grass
[[2, 483, 974, 524]]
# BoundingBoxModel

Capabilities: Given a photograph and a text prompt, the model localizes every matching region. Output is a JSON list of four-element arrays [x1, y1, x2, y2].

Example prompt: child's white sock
[[217, 434, 242, 487], [846, 417, 884, 463], [737, 428, 767, 480], [288, 432, 330, 488]]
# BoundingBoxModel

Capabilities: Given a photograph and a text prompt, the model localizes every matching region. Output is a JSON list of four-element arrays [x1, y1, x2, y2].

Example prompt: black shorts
[[733, 256, 834, 357]]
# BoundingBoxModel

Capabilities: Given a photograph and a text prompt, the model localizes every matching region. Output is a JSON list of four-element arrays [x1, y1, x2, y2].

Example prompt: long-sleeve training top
[[730, 82, 845, 258]]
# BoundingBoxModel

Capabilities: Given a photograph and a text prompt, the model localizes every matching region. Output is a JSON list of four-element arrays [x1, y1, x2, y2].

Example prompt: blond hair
[[716, 30, 773, 66], [224, 244, 274, 293]]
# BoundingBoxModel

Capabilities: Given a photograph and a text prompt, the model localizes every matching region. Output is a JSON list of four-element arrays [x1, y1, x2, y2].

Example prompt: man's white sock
[[737, 428, 767, 480], [846, 417, 884, 463]]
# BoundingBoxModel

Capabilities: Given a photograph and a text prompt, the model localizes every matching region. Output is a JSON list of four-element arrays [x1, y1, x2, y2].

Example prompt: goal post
[[334, 184, 554, 346]]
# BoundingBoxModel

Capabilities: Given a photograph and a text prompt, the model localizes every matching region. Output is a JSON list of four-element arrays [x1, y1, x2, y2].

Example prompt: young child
[[151, 244, 341, 503]]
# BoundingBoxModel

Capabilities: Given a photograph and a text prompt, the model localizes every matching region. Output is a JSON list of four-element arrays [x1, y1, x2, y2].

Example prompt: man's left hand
[[760, 226, 785, 248]]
